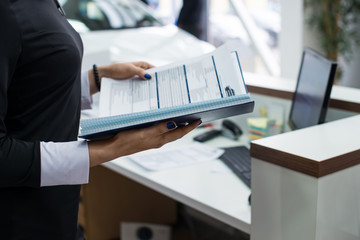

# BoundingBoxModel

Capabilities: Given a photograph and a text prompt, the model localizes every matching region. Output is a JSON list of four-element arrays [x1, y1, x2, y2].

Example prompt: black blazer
[[0, 0, 83, 239]]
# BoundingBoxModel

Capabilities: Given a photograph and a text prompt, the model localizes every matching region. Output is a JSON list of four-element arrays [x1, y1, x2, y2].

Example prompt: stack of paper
[[247, 117, 282, 140]]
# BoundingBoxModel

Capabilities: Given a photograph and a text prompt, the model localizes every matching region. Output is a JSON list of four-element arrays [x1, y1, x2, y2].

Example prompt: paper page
[[99, 40, 248, 117], [127, 142, 225, 171], [99, 78, 158, 116]]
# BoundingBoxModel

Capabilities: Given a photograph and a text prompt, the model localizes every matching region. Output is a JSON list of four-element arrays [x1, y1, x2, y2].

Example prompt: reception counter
[[251, 115, 360, 240]]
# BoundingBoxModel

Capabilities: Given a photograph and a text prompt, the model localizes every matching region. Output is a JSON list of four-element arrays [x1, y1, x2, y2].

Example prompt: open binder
[[79, 41, 254, 140]]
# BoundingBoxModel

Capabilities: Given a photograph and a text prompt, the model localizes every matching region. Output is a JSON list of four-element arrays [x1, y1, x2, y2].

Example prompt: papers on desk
[[128, 142, 224, 171]]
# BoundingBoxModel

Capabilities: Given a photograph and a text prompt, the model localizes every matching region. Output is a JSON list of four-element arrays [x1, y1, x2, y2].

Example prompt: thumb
[[135, 67, 152, 80]]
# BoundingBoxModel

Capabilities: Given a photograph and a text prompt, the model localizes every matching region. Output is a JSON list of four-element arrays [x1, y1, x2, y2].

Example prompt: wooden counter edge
[[250, 142, 360, 178], [246, 85, 360, 113]]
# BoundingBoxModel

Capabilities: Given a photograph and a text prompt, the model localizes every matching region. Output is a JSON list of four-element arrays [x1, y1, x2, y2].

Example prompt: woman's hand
[[88, 61, 155, 95], [88, 120, 201, 167]]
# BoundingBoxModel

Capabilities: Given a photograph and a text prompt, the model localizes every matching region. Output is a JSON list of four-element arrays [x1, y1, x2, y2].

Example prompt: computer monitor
[[288, 48, 337, 130]]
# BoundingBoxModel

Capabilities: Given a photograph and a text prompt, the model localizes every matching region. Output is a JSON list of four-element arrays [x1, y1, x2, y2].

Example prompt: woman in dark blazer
[[0, 0, 200, 239]]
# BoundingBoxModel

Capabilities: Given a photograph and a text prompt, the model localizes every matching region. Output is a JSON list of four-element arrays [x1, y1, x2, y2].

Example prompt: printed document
[[99, 41, 247, 117], [128, 142, 225, 171], [79, 40, 254, 140]]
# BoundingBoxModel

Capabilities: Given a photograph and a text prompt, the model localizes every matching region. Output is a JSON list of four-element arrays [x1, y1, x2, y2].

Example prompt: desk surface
[[103, 126, 252, 234]]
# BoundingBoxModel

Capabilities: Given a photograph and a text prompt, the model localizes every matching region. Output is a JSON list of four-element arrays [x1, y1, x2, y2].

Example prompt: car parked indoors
[[60, 0, 215, 69]]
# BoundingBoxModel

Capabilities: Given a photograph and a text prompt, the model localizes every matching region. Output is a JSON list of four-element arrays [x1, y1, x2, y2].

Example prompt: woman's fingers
[[136, 68, 152, 80], [142, 120, 201, 147], [89, 120, 201, 167], [133, 61, 155, 69], [130, 62, 154, 80], [161, 120, 202, 142], [100, 61, 155, 80]]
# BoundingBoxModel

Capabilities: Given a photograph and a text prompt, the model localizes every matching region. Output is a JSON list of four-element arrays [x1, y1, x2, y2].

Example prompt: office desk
[[103, 126, 252, 234], [99, 115, 360, 240], [80, 72, 360, 239]]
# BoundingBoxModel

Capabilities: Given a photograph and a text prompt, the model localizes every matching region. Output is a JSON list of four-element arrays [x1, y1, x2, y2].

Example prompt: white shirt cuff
[[81, 70, 92, 110], [40, 141, 90, 186]]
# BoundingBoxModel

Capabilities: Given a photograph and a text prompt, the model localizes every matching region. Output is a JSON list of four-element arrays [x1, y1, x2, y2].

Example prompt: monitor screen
[[288, 48, 337, 130]]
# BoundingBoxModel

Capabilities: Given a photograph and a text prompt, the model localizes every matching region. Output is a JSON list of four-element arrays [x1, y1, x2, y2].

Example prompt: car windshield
[[60, 0, 162, 31]]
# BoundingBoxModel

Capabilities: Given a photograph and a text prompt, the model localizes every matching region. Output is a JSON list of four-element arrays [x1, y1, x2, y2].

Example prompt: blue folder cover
[[79, 95, 254, 140]]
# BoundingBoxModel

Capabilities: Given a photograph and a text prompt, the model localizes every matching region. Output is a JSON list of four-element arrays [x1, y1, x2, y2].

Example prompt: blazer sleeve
[[0, 2, 41, 188]]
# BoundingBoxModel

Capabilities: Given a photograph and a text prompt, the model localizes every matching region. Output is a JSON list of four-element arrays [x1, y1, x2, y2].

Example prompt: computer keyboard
[[219, 146, 251, 188]]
